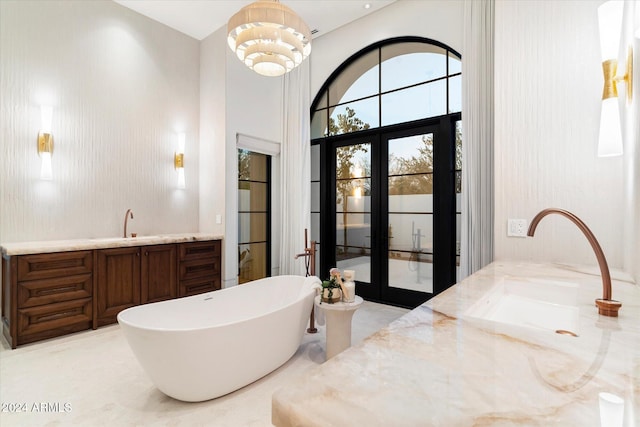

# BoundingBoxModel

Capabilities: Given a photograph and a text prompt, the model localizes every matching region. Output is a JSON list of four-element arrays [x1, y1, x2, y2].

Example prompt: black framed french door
[[321, 117, 457, 308]]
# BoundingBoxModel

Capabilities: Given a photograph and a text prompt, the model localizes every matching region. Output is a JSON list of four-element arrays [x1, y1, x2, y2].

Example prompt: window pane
[[329, 49, 379, 105], [448, 75, 461, 113], [389, 174, 433, 196], [336, 142, 371, 284], [329, 99, 378, 136], [389, 133, 433, 174], [388, 132, 434, 294], [388, 213, 432, 252], [388, 212, 433, 293], [238, 213, 267, 243], [311, 109, 329, 139], [238, 150, 267, 182], [381, 43, 447, 92], [238, 243, 267, 284], [316, 90, 328, 109], [238, 182, 267, 212], [381, 80, 446, 126], [336, 144, 371, 180], [448, 52, 461, 75], [310, 144, 320, 181], [336, 212, 371, 272], [311, 181, 320, 212], [311, 213, 320, 243]]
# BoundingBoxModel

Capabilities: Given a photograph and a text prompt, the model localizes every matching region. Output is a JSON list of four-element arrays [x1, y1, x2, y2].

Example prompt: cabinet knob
[[145, 251, 149, 256]]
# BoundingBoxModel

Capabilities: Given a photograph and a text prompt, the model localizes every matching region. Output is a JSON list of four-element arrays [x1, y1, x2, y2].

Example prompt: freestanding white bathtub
[[117, 275, 320, 402]]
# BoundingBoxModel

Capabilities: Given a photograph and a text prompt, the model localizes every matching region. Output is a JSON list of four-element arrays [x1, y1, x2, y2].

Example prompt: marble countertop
[[272, 261, 639, 426], [1, 233, 223, 255]]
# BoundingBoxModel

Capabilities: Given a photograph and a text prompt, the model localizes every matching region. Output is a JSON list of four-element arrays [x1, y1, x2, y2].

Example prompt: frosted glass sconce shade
[[596, 1, 633, 158], [598, 98, 623, 157], [598, 1, 623, 61], [175, 133, 185, 189], [227, 0, 311, 77], [37, 105, 54, 180]]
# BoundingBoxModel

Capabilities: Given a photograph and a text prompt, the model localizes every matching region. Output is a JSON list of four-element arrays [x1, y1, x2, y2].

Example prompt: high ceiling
[[114, 0, 397, 41]]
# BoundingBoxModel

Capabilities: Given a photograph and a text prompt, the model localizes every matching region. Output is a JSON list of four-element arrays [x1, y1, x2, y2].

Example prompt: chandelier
[[227, 0, 312, 77]]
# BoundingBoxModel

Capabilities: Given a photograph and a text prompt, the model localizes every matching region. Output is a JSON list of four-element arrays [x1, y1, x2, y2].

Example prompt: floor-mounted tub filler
[[118, 275, 321, 402]]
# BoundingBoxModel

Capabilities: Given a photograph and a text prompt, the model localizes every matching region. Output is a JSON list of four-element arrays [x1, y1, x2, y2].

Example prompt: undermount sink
[[464, 278, 580, 335]]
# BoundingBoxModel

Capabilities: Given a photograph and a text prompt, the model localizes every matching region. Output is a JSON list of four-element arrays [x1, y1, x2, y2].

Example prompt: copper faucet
[[123, 209, 134, 238], [527, 208, 621, 317], [294, 229, 318, 334]]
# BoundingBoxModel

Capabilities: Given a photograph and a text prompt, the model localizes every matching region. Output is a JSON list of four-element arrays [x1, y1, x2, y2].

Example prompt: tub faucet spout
[[123, 209, 134, 238], [527, 208, 621, 317]]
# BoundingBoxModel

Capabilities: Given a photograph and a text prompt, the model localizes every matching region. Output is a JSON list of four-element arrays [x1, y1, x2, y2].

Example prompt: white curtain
[[279, 60, 311, 276], [459, 0, 495, 280]]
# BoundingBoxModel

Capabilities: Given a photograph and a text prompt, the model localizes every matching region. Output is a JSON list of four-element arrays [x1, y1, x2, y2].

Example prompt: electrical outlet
[[216, 214, 222, 224], [507, 219, 528, 237]]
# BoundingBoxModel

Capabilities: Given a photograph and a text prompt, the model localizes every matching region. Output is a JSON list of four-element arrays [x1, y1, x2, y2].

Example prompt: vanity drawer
[[178, 241, 220, 261], [17, 273, 92, 308], [17, 297, 92, 345], [179, 257, 220, 281], [179, 277, 221, 297], [17, 251, 93, 281]]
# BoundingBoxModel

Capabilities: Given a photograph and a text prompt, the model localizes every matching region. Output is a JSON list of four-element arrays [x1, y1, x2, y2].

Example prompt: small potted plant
[[321, 268, 343, 303]]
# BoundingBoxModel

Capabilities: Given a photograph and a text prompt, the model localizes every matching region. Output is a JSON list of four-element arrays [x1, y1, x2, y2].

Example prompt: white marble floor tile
[[0, 301, 408, 427]]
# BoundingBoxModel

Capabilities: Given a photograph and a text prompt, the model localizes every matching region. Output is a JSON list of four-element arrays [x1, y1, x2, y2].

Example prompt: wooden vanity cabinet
[[95, 244, 178, 326], [95, 247, 141, 327], [2, 251, 93, 349], [141, 244, 177, 304], [178, 240, 221, 297], [2, 239, 220, 348]]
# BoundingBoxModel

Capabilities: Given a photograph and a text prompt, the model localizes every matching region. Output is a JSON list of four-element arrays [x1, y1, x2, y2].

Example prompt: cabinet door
[[96, 247, 140, 326], [141, 244, 177, 304]]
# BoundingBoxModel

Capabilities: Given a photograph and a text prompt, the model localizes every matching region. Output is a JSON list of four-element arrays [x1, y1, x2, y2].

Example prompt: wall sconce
[[37, 105, 54, 180], [175, 133, 185, 189], [597, 1, 633, 157]]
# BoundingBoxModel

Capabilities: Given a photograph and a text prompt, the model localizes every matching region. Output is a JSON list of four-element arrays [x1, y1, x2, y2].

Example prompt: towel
[[303, 275, 322, 292], [303, 276, 324, 326]]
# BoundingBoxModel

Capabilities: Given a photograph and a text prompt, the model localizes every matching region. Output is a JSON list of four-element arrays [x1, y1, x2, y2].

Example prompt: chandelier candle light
[[227, 0, 312, 77]]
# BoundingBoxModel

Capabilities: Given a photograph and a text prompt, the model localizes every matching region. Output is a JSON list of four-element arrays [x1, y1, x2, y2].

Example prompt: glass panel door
[[325, 121, 456, 308], [238, 149, 271, 284], [335, 142, 371, 284], [387, 133, 434, 293]]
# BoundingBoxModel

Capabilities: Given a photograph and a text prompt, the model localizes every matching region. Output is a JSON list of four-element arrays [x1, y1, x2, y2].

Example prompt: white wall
[[225, 46, 283, 286], [198, 29, 283, 287], [494, 0, 638, 274], [310, 0, 464, 98], [624, 7, 640, 284], [199, 27, 226, 237], [0, 0, 200, 243]]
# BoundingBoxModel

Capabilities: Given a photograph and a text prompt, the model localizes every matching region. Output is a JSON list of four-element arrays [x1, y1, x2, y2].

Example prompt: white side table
[[314, 295, 364, 360]]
